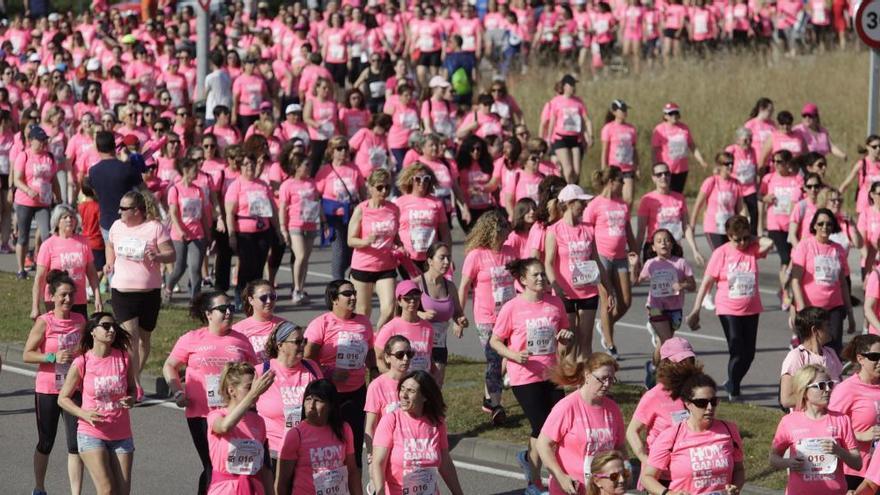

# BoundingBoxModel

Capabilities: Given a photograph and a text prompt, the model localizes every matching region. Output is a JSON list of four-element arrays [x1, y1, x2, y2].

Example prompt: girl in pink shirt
[[370, 370, 464, 495], [460, 136, 500, 219], [772, 364, 860, 494], [395, 164, 452, 268], [233, 280, 286, 364], [726, 128, 760, 232], [621, 0, 645, 74], [255, 321, 321, 462], [687, 216, 774, 399], [13, 128, 59, 278], [349, 114, 392, 178], [279, 151, 322, 304], [339, 89, 370, 140], [303, 78, 339, 157], [164, 292, 259, 495], [760, 150, 803, 307], [384, 83, 420, 168], [650, 104, 707, 193], [599, 101, 638, 207], [642, 371, 745, 494], [545, 184, 615, 361], [365, 336, 412, 462], [744, 97, 777, 167], [490, 258, 571, 495], [780, 308, 845, 409], [584, 168, 639, 358], [840, 135, 880, 215], [23, 271, 86, 495], [375, 281, 435, 373], [789, 173, 824, 249], [206, 362, 274, 495], [829, 334, 880, 488], [541, 75, 593, 184], [348, 168, 401, 332], [536, 353, 625, 495], [690, 152, 744, 251], [58, 312, 136, 495], [635, 162, 703, 263], [760, 111, 808, 166], [304, 280, 376, 470], [790, 209, 855, 354], [459, 210, 517, 423], [276, 379, 362, 495], [165, 157, 212, 302]]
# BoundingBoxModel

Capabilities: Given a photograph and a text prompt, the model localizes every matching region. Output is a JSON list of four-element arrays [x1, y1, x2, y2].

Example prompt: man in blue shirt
[[87, 131, 144, 240], [443, 35, 479, 107]]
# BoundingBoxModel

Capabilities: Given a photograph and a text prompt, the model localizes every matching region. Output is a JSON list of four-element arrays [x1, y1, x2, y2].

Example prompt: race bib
[[715, 209, 733, 233], [350, 43, 363, 58], [329, 44, 345, 60], [431, 321, 448, 348], [736, 163, 756, 185], [402, 467, 438, 495], [526, 321, 555, 356], [561, 109, 581, 133], [795, 437, 838, 475], [694, 13, 709, 34], [559, 33, 574, 49], [401, 111, 420, 131], [668, 135, 688, 160], [462, 34, 476, 51], [319, 121, 335, 140], [368, 81, 386, 99], [813, 254, 839, 285], [670, 409, 689, 424], [728, 271, 755, 299], [659, 220, 684, 241], [301, 198, 321, 223], [55, 363, 71, 390], [38, 180, 53, 205], [115, 237, 147, 261], [181, 197, 202, 220], [775, 191, 793, 215], [411, 226, 435, 253], [419, 36, 434, 51], [226, 438, 263, 475], [614, 142, 633, 164], [335, 331, 366, 370], [206, 374, 223, 407], [571, 260, 600, 287], [434, 117, 454, 138], [0, 154, 9, 174], [813, 5, 827, 23], [247, 191, 273, 218], [368, 147, 387, 167], [595, 19, 609, 33], [313, 466, 349, 495], [489, 266, 515, 309], [411, 348, 430, 372], [650, 269, 677, 297], [284, 403, 303, 429]]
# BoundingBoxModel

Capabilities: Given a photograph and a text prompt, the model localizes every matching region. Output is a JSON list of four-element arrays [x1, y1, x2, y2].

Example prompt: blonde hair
[[323, 135, 349, 161], [397, 162, 438, 194], [219, 362, 256, 404], [465, 209, 509, 252], [790, 364, 826, 410], [368, 168, 392, 187], [588, 450, 628, 495], [552, 352, 619, 387]]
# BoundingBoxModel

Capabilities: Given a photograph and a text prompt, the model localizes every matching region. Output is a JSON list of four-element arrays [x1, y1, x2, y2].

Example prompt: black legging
[[35, 392, 80, 455], [338, 384, 367, 469], [825, 305, 847, 356], [743, 193, 758, 235], [211, 227, 232, 292], [186, 416, 212, 495], [309, 140, 329, 177], [511, 381, 564, 438], [718, 313, 759, 396], [234, 229, 273, 294], [670, 171, 689, 194]]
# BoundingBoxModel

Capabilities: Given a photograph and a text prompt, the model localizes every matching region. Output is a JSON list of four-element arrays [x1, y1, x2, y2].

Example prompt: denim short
[[77, 433, 135, 454], [599, 255, 629, 273], [648, 307, 683, 331]]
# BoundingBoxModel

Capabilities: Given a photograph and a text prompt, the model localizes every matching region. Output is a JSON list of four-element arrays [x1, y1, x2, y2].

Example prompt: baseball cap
[[27, 53, 40, 63], [121, 134, 140, 147], [28, 125, 48, 141], [802, 103, 819, 116], [285, 103, 303, 114], [394, 280, 422, 299], [660, 337, 696, 363], [259, 101, 272, 111], [428, 75, 450, 89], [86, 58, 101, 72], [48, 13, 61, 22], [663, 102, 680, 114], [557, 184, 593, 203], [611, 99, 629, 112]]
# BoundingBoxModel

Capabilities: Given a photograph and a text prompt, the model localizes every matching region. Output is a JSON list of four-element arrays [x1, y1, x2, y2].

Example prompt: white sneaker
[[702, 296, 716, 311], [596, 320, 608, 350], [291, 290, 304, 305]]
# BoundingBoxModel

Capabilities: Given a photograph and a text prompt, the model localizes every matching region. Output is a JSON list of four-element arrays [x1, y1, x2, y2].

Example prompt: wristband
[[45, 352, 56, 363]]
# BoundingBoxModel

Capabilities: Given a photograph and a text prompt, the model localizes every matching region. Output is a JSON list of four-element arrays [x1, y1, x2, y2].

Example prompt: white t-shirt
[[204, 69, 233, 120]]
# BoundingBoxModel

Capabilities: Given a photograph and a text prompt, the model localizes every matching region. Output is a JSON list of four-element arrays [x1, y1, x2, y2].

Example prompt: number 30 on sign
[[857, 0, 880, 49]]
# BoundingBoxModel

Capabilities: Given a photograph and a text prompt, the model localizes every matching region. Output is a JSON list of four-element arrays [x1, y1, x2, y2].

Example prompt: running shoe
[[16, 270, 27, 280], [24, 253, 35, 270], [701, 296, 716, 311], [481, 398, 493, 414], [0, 243, 11, 254], [136, 385, 145, 403], [523, 484, 547, 495], [516, 450, 532, 484], [291, 290, 304, 305], [490, 405, 507, 426], [608, 346, 621, 361], [32, 489, 47, 495]]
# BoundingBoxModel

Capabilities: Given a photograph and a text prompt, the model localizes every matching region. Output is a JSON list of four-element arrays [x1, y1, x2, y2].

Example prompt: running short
[[350, 268, 397, 284], [111, 289, 161, 332], [417, 50, 443, 67], [551, 135, 583, 151], [564, 295, 599, 313], [432, 346, 448, 365], [77, 433, 134, 454], [599, 255, 629, 273], [648, 307, 683, 331]]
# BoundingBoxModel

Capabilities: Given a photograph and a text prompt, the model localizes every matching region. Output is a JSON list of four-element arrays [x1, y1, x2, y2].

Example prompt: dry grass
[[504, 50, 868, 198]]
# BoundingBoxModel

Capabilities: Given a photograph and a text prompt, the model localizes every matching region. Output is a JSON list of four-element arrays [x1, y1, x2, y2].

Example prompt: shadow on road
[[0, 407, 34, 415], [0, 387, 32, 398]]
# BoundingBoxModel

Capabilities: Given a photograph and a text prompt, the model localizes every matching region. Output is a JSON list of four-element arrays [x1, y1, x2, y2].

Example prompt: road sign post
[[857, 0, 880, 134], [195, 0, 210, 103]]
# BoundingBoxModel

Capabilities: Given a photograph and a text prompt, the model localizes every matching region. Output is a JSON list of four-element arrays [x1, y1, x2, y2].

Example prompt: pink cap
[[394, 280, 422, 298], [802, 103, 819, 116], [259, 101, 272, 111], [121, 134, 140, 147], [557, 184, 594, 203], [659, 337, 695, 362], [663, 102, 680, 114]]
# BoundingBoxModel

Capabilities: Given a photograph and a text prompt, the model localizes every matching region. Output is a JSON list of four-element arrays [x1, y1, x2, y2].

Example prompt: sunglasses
[[720, 161, 734, 167], [814, 221, 833, 228], [689, 397, 719, 409], [97, 321, 118, 331], [391, 350, 415, 360], [258, 293, 278, 303], [869, 144, 880, 150], [374, 184, 389, 192], [400, 293, 421, 302], [814, 162, 827, 169], [334, 146, 348, 152], [168, 141, 181, 145], [807, 380, 835, 391], [414, 175, 431, 183], [338, 290, 356, 298], [804, 184, 822, 190], [118, 205, 135, 211], [653, 171, 670, 178], [284, 338, 306, 346], [593, 470, 630, 484], [203, 143, 216, 148], [211, 304, 236, 314], [861, 352, 880, 361]]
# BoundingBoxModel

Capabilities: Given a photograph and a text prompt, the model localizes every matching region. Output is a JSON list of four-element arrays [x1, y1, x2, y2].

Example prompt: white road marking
[[3, 364, 36, 377], [615, 321, 729, 343]]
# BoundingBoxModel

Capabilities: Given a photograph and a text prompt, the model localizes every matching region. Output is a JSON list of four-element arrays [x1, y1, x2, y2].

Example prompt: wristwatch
[[45, 352, 56, 363]]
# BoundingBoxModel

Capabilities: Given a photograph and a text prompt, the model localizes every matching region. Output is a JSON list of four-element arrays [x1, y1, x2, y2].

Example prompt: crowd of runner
[[7, 0, 880, 494]]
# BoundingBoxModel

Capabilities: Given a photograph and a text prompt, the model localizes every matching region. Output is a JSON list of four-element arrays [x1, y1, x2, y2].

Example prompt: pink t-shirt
[[866, 270, 880, 335], [394, 194, 446, 261], [304, 312, 374, 393], [794, 123, 832, 155], [255, 358, 322, 453], [648, 420, 745, 494], [527, 222, 548, 260], [365, 373, 401, 420], [36, 235, 94, 305], [760, 172, 804, 232], [547, 95, 588, 140], [632, 384, 689, 448], [72, 349, 132, 440], [461, 246, 518, 325], [790, 236, 849, 310], [637, 190, 689, 242], [373, 409, 449, 495], [699, 175, 742, 235], [279, 177, 321, 231], [601, 121, 638, 171], [704, 242, 765, 316], [168, 328, 257, 418], [108, 220, 170, 290], [492, 294, 567, 386], [640, 256, 693, 310], [13, 149, 57, 207], [771, 130, 806, 158], [232, 316, 285, 365], [857, 206, 880, 249], [583, 196, 630, 259], [512, 169, 543, 204], [352, 200, 400, 272], [385, 99, 420, 149], [547, 220, 599, 299], [651, 122, 694, 174], [780, 345, 844, 382], [278, 421, 355, 495], [375, 317, 434, 372], [314, 163, 364, 204], [167, 181, 210, 241], [224, 177, 275, 233], [207, 409, 266, 494], [307, 98, 339, 141], [772, 411, 856, 493], [829, 374, 880, 477], [350, 128, 390, 178], [34, 312, 84, 395], [463, 162, 497, 210], [744, 117, 777, 165], [725, 144, 758, 196], [791, 199, 821, 241], [855, 159, 880, 213], [540, 393, 625, 493], [232, 74, 268, 117]]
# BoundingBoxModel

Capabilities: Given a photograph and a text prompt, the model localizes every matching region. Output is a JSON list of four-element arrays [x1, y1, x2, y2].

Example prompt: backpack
[[451, 66, 471, 96]]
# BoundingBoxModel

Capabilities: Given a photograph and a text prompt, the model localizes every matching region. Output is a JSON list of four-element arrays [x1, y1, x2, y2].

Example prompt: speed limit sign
[[857, 0, 880, 49]]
